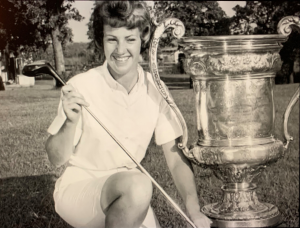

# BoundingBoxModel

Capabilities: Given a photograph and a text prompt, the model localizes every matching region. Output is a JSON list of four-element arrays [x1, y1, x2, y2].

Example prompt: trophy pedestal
[[205, 206, 282, 227], [189, 141, 285, 227], [201, 184, 282, 227]]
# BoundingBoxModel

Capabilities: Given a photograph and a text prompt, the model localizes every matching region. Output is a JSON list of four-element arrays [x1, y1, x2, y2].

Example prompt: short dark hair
[[93, 1, 152, 62]]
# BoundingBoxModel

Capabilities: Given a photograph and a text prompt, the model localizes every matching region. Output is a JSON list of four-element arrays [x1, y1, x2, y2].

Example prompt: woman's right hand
[[61, 84, 89, 124]]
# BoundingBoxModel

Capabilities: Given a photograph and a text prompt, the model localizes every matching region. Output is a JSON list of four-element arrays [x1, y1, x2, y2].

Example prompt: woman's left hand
[[188, 211, 212, 228]]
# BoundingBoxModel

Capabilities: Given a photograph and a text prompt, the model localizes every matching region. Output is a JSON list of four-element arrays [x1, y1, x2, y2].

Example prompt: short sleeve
[[154, 98, 183, 146], [47, 91, 82, 146]]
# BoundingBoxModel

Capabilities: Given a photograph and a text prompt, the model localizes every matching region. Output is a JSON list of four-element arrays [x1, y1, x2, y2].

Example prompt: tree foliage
[[229, 1, 300, 83], [0, 0, 82, 54], [0, 0, 38, 54], [152, 1, 228, 47], [0, 0, 83, 86], [278, 24, 300, 83], [230, 1, 300, 35]]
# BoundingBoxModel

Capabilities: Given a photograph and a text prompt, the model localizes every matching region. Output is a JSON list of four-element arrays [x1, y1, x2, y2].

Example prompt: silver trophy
[[149, 16, 299, 227]]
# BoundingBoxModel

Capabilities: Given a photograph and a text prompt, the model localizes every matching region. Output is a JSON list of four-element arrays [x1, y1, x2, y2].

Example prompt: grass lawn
[[0, 80, 298, 227]]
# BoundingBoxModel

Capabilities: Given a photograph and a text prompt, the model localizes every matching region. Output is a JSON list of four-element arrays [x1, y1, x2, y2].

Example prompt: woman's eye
[[128, 39, 136, 42], [107, 39, 116, 42]]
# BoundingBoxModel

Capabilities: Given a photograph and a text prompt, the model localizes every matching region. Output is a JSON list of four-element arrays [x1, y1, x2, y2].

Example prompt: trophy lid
[[178, 34, 287, 52]]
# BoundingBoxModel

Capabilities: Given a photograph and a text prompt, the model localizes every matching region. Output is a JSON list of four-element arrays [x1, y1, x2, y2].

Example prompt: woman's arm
[[45, 84, 89, 167], [162, 137, 212, 228], [45, 119, 78, 167]]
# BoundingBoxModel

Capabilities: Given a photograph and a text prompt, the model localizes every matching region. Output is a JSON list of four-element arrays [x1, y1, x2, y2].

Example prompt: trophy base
[[202, 203, 282, 227]]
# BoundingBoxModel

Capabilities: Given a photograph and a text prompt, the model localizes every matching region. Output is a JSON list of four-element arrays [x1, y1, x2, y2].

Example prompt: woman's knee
[[100, 171, 153, 212], [126, 172, 153, 205]]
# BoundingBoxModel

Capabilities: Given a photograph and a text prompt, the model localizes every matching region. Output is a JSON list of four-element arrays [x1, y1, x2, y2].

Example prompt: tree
[[230, 1, 300, 35], [152, 1, 228, 47], [0, 0, 41, 81], [0, 0, 83, 86], [278, 25, 300, 83], [0, 1, 38, 53], [229, 1, 300, 84]]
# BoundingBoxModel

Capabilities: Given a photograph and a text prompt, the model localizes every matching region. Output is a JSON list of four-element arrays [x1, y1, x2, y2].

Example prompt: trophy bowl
[[149, 16, 299, 227]]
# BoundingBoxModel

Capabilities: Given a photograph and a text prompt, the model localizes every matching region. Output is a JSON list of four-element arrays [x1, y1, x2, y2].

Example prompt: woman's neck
[[117, 73, 138, 94], [108, 65, 139, 94]]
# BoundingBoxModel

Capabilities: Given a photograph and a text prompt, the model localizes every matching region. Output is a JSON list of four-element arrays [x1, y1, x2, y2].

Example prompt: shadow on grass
[[0, 175, 71, 228]]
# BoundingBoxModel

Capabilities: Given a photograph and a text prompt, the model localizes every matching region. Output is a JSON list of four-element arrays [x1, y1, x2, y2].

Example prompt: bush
[[159, 63, 181, 74]]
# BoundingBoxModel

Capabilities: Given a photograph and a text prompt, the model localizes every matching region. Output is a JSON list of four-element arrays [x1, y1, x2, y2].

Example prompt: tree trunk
[[0, 52, 4, 91], [0, 76, 4, 91], [5, 45, 14, 82], [51, 25, 65, 87]]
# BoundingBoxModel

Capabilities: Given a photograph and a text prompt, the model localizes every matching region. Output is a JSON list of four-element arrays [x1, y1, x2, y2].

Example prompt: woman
[[46, 1, 211, 228]]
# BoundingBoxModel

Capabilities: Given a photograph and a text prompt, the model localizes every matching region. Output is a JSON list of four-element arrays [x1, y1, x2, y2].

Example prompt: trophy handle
[[149, 18, 194, 160], [277, 16, 300, 36], [277, 16, 300, 149], [283, 86, 299, 149]]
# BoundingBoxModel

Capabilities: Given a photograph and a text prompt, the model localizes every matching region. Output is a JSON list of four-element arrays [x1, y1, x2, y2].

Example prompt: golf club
[[22, 60, 197, 228]]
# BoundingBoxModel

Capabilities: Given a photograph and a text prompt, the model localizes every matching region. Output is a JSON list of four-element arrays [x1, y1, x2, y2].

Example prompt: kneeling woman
[[46, 1, 211, 228]]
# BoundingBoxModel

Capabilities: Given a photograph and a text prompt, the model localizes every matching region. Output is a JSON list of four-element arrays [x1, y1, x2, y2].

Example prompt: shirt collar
[[101, 60, 145, 93]]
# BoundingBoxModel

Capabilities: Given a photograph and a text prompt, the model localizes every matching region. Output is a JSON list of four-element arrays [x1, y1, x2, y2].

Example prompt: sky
[[68, 1, 246, 43]]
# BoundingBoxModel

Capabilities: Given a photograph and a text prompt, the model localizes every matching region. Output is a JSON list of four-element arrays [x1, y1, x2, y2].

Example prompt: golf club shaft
[[53, 71, 197, 228]]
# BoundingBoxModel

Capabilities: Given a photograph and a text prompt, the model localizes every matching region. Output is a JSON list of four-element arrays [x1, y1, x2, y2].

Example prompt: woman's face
[[103, 25, 141, 79]]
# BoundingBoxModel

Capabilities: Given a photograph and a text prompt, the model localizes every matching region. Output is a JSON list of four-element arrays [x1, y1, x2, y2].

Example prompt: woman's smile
[[113, 55, 131, 64]]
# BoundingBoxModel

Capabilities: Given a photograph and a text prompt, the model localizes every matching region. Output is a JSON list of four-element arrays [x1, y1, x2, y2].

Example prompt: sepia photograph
[[0, 1, 299, 227]]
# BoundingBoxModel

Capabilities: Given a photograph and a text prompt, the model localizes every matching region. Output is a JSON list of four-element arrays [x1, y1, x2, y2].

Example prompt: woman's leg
[[54, 167, 158, 228], [100, 170, 153, 228]]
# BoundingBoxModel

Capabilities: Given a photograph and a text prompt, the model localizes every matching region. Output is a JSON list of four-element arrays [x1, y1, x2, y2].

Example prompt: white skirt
[[54, 165, 160, 228]]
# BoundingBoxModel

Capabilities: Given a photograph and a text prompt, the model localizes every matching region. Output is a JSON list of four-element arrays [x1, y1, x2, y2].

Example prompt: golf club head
[[22, 60, 65, 85]]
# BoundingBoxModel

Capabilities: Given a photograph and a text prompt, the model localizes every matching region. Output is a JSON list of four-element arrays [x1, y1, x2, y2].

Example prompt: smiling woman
[[45, 1, 212, 228]]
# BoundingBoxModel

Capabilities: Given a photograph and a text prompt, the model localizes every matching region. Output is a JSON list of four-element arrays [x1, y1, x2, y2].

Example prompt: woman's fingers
[[62, 84, 75, 94], [64, 96, 90, 107], [62, 85, 89, 107], [61, 84, 89, 123], [189, 212, 213, 228], [67, 103, 82, 114]]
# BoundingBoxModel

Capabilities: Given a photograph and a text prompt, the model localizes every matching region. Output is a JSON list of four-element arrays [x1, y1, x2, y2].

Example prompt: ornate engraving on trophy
[[196, 78, 274, 143], [212, 190, 266, 213], [203, 202, 280, 221], [213, 165, 266, 183], [267, 142, 284, 162], [186, 52, 281, 76]]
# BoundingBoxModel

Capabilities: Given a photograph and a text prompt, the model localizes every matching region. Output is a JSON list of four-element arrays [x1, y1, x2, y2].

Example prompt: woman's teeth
[[114, 56, 129, 62]]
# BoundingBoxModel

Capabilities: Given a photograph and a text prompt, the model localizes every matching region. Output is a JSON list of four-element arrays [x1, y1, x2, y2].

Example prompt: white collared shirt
[[47, 61, 182, 171]]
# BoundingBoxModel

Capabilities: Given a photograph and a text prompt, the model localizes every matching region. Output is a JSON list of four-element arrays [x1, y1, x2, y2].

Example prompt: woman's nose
[[116, 41, 126, 54]]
